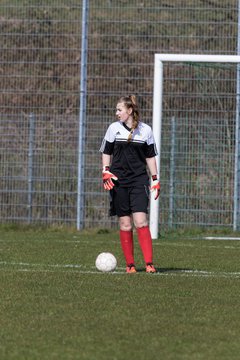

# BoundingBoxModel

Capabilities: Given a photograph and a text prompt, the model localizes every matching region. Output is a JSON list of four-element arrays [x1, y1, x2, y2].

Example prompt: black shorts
[[109, 185, 150, 217]]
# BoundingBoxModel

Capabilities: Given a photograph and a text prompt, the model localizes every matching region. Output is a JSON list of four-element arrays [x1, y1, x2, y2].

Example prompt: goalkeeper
[[100, 94, 160, 273]]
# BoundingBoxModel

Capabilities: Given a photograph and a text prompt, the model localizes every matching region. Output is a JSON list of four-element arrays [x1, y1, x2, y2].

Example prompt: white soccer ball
[[95, 252, 117, 272]]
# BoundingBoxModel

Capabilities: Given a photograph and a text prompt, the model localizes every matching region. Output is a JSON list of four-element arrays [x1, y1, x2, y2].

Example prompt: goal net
[[150, 54, 240, 238]]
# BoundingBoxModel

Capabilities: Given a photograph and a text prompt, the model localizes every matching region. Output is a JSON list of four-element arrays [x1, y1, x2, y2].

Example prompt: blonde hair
[[118, 94, 140, 142]]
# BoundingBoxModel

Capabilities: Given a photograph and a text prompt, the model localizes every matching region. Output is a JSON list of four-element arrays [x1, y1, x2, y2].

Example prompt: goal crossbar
[[150, 54, 240, 239]]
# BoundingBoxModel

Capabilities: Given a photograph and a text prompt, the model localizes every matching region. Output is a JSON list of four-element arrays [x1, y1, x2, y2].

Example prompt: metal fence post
[[233, 0, 240, 231], [77, 0, 89, 230], [169, 116, 176, 228], [28, 113, 35, 223]]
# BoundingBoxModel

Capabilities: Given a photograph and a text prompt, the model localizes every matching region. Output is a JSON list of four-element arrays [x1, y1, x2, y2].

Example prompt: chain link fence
[[0, 0, 239, 229], [157, 61, 237, 229]]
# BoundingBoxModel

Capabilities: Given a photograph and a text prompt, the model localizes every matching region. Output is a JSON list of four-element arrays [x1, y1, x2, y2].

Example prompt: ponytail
[[117, 94, 140, 142]]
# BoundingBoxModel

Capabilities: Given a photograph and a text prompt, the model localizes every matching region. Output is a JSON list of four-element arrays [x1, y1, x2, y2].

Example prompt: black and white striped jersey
[[100, 121, 158, 187]]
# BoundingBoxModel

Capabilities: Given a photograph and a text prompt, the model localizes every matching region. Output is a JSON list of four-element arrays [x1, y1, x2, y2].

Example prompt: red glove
[[102, 166, 118, 190], [150, 175, 160, 200]]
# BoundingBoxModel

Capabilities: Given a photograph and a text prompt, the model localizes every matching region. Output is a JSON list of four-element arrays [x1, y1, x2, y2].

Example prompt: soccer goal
[[150, 54, 240, 239]]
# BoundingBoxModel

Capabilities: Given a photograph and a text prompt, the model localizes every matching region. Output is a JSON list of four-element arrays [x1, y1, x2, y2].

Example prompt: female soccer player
[[100, 95, 160, 273]]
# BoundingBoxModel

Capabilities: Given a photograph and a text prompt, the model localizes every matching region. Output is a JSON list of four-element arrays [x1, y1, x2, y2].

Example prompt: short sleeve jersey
[[100, 121, 158, 187]]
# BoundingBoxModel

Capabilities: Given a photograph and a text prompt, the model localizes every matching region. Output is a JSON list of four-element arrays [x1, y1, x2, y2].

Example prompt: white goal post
[[149, 53, 240, 239]]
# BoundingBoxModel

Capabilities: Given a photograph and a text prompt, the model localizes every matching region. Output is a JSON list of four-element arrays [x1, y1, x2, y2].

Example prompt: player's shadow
[[137, 267, 192, 274]]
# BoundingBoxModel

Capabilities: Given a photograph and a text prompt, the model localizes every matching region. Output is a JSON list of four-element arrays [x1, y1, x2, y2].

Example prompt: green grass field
[[0, 225, 240, 360]]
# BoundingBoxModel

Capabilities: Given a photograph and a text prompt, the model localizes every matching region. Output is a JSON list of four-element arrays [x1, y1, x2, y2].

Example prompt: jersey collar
[[122, 122, 132, 132]]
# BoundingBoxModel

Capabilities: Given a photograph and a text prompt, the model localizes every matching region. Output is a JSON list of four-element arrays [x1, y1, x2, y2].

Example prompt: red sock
[[119, 230, 134, 266], [136, 226, 153, 264]]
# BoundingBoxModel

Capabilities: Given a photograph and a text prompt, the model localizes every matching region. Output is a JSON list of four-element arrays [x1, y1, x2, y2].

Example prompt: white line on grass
[[203, 236, 240, 241], [0, 261, 240, 278], [1, 268, 240, 278], [0, 261, 84, 268], [153, 242, 240, 249]]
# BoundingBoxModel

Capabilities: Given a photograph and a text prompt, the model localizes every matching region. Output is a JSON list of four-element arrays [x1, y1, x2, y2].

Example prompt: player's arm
[[102, 154, 118, 190], [146, 157, 160, 200], [102, 153, 111, 169], [100, 125, 118, 190]]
